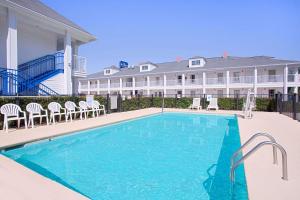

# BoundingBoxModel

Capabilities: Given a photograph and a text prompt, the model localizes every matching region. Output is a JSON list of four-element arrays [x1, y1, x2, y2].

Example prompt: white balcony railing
[[257, 75, 283, 83], [288, 74, 296, 82], [150, 81, 163, 87], [185, 79, 202, 85], [230, 76, 254, 84], [90, 84, 97, 89], [206, 77, 225, 85], [110, 82, 120, 88], [135, 81, 147, 87], [167, 79, 182, 86], [73, 55, 87, 73], [123, 82, 133, 88], [81, 84, 88, 89], [100, 84, 108, 88]]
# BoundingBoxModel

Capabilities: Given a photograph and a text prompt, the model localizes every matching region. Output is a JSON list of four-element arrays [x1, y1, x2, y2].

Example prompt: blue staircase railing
[[0, 52, 65, 96], [0, 68, 59, 96], [18, 51, 64, 82]]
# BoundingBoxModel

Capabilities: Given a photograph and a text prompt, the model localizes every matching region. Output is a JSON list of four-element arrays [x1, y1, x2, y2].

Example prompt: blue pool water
[[3, 113, 248, 200]]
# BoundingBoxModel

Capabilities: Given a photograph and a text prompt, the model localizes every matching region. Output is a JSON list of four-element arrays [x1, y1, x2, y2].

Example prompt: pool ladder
[[230, 132, 288, 182]]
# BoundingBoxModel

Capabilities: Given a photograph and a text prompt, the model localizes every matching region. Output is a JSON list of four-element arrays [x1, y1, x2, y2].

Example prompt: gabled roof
[[86, 56, 300, 79], [6, 0, 95, 38]]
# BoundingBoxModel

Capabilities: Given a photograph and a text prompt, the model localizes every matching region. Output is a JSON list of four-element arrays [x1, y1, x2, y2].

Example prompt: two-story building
[[78, 56, 300, 97], [0, 0, 95, 95]]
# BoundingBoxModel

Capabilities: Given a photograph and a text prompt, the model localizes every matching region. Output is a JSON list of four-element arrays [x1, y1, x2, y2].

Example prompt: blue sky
[[42, 0, 300, 74]]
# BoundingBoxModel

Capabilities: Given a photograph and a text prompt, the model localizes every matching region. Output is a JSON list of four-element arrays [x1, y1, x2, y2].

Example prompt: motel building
[[0, 0, 95, 96], [78, 56, 300, 98]]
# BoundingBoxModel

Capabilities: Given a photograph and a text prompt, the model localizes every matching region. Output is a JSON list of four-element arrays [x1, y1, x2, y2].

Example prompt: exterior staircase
[[0, 52, 64, 96]]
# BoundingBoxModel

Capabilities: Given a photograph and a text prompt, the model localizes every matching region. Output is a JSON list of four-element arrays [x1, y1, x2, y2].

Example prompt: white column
[[284, 65, 288, 95], [64, 31, 72, 95], [87, 80, 90, 95], [182, 73, 185, 97], [226, 70, 230, 97], [202, 72, 206, 94], [254, 68, 257, 97], [6, 8, 18, 70], [107, 79, 111, 94], [97, 80, 100, 95], [78, 81, 81, 94], [132, 77, 136, 95], [147, 76, 150, 96], [163, 74, 167, 96], [119, 78, 123, 95]]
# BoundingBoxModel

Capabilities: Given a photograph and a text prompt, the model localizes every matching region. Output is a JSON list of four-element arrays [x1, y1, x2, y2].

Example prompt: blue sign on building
[[119, 61, 128, 68]]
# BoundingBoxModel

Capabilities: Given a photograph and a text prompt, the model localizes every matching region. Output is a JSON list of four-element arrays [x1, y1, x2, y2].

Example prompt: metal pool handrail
[[231, 132, 278, 167], [230, 141, 288, 182]]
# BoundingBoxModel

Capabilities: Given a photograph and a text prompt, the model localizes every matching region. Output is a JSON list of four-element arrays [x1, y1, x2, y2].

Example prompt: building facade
[[78, 56, 300, 97], [0, 0, 95, 95]]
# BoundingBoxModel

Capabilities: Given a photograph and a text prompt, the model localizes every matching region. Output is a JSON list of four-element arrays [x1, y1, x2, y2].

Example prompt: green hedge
[[0, 96, 276, 128]]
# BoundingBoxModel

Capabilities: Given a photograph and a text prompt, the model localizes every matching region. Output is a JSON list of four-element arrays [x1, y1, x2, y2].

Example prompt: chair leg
[[17, 119, 20, 128], [40, 117, 42, 124], [46, 115, 49, 126]]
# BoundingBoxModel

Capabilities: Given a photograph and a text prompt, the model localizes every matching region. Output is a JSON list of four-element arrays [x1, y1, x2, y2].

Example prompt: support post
[[254, 68, 257, 97], [284, 65, 288, 95], [226, 70, 230, 97], [97, 80, 100, 95], [87, 80, 90, 95], [202, 72, 206, 95], [64, 31, 72, 95], [107, 79, 111, 94], [163, 74, 167, 95], [182, 73, 185, 97], [147, 76, 150, 96]]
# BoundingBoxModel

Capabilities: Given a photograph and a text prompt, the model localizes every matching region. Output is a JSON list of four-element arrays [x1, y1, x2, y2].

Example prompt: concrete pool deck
[[0, 108, 299, 199]]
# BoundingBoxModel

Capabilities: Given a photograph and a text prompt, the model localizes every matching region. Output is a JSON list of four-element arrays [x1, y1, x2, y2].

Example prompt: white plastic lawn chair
[[48, 102, 67, 124], [65, 101, 83, 122], [1, 103, 27, 132], [92, 100, 106, 117], [26, 103, 49, 128], [207, 98, 219, 110], [190, 98, 202, 110], [79, 101, 94, 119]]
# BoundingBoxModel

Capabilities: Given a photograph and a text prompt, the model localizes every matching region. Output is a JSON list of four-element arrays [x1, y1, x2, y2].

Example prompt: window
[[269, 89, 275, 98], [141, 65, 149, 71], [177, 90, 182, 98], [191, 74, 196, 83], [233, 72, 240, 83], [105, 69, 111, 75], [234, 90, 240, 98], [217, 73, 224, 84], [217, 90, 223, 97], [192, 60, 201, 65], [190, 90, 196, 97], [268, 70, 276, 82], [177, 75, 182, 84]]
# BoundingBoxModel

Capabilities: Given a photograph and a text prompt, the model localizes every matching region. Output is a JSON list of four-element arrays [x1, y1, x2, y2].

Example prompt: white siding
[[0, 6, 7, 67], [17, 22, 57, 64], [40, 73, 65, 94]]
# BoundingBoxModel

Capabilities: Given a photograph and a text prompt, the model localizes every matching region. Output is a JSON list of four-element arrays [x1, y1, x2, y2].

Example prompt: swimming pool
[[3, 112, 248, 200]]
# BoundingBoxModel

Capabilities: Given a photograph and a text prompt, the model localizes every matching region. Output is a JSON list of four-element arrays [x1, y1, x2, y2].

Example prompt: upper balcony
[[166, 79, 182, 86], [72, 55, 87, 77], [206, 77, 226, 85], [230, 76, 254, 84], [257, 75, 283, 83], [185, 78, 202, 86]]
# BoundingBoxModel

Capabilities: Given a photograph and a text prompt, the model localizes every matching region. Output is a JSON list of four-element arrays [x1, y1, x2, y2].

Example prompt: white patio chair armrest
[[21, 111, 27, 117], [61, 108, 67, 113]]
